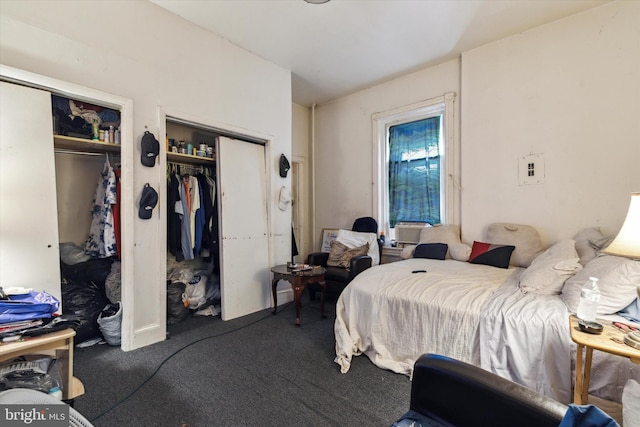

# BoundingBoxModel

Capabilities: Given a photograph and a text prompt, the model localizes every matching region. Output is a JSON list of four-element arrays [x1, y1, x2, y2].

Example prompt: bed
[[334, 224, 640, 405]]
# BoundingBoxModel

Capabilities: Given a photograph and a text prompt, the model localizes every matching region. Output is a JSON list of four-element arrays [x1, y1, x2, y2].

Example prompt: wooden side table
[[569, 315, 640, 404], [0, 328, 85, 400], [271, 264, 326, 326]]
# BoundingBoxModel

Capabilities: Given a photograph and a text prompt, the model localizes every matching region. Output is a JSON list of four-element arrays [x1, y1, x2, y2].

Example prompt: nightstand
[[381, 247, 403, 264], [569, 315, 640, 404]]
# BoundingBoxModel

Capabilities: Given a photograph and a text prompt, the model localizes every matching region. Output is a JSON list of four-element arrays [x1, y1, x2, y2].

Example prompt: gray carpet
[[73, 297, 412, 426]]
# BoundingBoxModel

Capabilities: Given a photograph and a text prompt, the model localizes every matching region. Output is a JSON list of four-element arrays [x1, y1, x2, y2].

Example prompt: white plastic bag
[[97, 302, 122, 346]]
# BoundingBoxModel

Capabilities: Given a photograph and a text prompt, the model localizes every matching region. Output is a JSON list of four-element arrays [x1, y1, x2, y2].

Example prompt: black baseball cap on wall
[[139, 184, 158, 219], [141, 131, 159, 167], [279, 154, 290, 178]]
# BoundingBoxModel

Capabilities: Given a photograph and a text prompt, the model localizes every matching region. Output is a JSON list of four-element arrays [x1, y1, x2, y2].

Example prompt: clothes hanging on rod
[[166, 161, 217, 268], [85, 156, 118, 258]]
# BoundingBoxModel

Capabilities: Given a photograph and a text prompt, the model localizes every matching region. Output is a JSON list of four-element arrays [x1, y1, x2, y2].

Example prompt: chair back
[[352, 217, 377, 233], [409, 354, 566, 427]]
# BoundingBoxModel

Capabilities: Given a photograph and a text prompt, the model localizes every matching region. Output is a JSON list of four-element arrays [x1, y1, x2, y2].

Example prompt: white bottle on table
[[577, 276, 600, 322]]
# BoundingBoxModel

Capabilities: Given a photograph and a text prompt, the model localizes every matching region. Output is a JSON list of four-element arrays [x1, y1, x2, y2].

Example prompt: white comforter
[[334, 258, 640, 404]]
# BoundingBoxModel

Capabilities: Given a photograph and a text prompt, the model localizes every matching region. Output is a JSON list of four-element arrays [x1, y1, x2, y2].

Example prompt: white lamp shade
[[603, 192, 640, 259]]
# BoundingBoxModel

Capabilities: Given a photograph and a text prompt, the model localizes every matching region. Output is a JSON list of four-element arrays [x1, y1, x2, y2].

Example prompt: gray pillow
[[573, 227, 603, 266], [561, 255, 640, 315]]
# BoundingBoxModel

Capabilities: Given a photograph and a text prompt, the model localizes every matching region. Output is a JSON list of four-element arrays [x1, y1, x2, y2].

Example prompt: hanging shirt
[[177, 175, 194, 261], [167, 172, 183, 260], [85, 158, 117, 258], [189, 175, 201, 253], [113, 167, 121, 258]]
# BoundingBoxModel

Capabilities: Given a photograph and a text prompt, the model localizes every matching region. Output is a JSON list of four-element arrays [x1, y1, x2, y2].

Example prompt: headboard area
[[485, 223, 544, 268]]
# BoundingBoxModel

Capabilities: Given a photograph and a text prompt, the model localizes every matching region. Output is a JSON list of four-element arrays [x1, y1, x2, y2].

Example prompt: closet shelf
[[167, 152, 216, 165], [54, 135, 121, 154]]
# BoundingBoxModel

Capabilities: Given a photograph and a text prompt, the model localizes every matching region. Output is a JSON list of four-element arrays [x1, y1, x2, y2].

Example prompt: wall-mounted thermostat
[[518, 153, 545, 185]]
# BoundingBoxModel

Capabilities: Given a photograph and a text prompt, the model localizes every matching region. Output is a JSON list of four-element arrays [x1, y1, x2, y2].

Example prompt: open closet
[[163, 117, 271, 322], [53, 94, 123, 347], [0, 65, 141, 350]]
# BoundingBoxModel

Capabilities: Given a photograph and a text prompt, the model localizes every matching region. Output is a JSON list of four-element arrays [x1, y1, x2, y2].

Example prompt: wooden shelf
[[54, 135, 121, 154], [167, 151, 216, 165]]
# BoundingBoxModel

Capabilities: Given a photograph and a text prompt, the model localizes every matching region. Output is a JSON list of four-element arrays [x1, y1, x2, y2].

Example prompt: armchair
[[393, 353, 566, 427], [307, 217, 382, 300], [392, 354, 620, 427]]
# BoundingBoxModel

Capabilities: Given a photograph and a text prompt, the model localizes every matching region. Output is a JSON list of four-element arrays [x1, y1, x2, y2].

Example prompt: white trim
[[372, 92, 457, 237]]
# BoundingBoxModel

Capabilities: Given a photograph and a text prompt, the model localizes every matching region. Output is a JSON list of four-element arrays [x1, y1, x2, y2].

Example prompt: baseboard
[[275, 287, 294, 305]]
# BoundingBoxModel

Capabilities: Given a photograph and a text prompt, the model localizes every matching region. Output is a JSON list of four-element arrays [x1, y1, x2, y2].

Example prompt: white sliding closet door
[[217, 136, 270, 320], [0, 82, 61, 302]]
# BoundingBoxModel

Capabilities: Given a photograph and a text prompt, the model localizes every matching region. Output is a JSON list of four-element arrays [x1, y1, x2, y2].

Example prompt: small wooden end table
[[271, 264, 326, 326], [0, 328, 85, 400], [569, 315, 640, 404]]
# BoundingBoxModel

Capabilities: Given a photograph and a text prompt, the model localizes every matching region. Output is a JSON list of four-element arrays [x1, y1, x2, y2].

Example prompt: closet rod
[[54, 149, 112, 157]]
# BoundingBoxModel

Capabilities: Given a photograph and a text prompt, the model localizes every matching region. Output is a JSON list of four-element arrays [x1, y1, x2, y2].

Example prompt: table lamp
[[603, 192, 640, 349]]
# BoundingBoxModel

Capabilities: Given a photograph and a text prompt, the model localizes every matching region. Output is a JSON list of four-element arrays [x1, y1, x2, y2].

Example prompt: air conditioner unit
[[395, 222, 430, 246]]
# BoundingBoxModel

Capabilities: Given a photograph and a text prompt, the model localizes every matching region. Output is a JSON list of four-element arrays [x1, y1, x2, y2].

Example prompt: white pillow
[[561, 255, 640, 315], [449, 243, 471, 262], [519, 239, 582, 295], [336, 229, 380, 266], [400, 245, 416, 260], [623, 379, 640, 427]]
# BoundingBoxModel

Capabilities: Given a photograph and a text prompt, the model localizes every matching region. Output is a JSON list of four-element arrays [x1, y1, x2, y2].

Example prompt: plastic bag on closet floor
[[61, 279, 109, 344], [167, 281, 188, 324], [59, 242, 91, 265], [97, 302, 122, 346]]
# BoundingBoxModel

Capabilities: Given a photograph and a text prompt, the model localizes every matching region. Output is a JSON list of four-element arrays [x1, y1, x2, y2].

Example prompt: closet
[[164, 117, 271, 321], [0, 65, 143, 350]]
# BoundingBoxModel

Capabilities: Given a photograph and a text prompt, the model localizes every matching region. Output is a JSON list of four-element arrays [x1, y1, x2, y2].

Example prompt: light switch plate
[[518, 154, 545, 185]]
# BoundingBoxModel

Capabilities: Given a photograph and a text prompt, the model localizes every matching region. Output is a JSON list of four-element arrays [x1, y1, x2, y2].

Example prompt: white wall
[[313, 0, 639, 248], [0, 0, 292, 349], [313, 59, 461, 247], [461, 0, 640, 245], [292, 103, 313, 261]]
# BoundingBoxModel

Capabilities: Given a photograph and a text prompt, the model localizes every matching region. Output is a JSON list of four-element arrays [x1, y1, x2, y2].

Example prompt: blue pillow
[[618, 298, 640, 323], [413, 243, 448, 260]]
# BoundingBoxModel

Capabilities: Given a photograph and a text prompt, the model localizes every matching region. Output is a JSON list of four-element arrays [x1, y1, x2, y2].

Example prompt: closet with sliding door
[[163, 116, 271, 323], [0, 65, 146, 350]]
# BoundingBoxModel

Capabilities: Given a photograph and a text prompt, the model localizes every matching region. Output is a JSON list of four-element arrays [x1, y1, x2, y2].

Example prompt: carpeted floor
[[72, 297, 412, 427]]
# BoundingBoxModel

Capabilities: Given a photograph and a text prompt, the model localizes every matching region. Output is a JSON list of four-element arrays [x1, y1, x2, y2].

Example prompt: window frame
[[372, 92, 457, 239]]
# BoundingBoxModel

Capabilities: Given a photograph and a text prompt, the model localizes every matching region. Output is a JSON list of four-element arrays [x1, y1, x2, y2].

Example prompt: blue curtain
[[388, 117, 441, 228]]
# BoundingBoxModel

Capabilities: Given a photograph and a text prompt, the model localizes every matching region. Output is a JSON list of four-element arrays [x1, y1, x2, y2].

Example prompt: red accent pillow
[[469, 241, 515, 269]]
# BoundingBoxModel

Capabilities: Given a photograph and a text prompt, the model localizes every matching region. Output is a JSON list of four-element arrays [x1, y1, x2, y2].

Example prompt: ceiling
[[150, 0, 610, 107]]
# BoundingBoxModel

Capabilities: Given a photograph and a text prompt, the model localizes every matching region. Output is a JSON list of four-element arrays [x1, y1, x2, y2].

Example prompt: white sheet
[[334, 258, 515, 375], [335, 259, 640, 404]]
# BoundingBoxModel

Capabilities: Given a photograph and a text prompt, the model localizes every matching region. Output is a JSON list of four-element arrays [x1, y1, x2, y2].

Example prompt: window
[[372, 93, 456, 241]]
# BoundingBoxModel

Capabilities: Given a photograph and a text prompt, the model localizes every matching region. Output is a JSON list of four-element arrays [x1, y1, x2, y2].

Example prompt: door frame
[[158, 108, 274, 320]]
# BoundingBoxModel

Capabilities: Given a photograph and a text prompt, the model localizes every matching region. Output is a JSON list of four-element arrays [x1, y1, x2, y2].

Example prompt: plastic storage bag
[[167, 281, 188, 324], [0, 291, 60, 324], [97, 302, 122, 346], [61, 279, 109, 344]]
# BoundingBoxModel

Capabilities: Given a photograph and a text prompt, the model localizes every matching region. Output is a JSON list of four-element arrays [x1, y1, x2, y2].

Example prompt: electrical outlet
[[518, 154, 545, 185]]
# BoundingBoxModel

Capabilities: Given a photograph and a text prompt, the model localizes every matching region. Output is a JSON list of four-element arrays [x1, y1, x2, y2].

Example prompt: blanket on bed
[[334, 258, 515, 375], [334, 258, 640, 404]]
